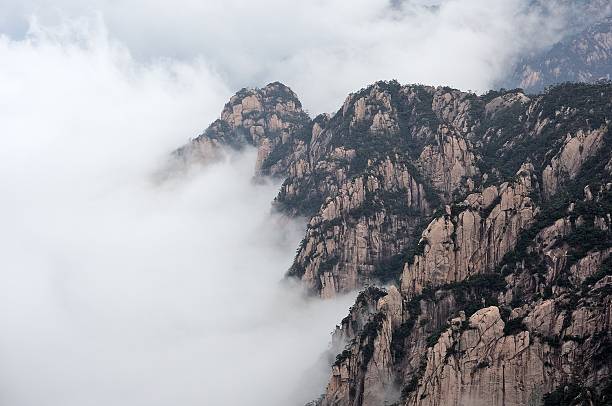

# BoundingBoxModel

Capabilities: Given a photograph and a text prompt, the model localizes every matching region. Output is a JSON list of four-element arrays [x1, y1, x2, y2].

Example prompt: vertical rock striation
[[176, 81, 311, 177], [176, 80, 612, 405]]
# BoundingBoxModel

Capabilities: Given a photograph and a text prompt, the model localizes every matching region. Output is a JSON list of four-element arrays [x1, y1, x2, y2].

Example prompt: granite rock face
[[282, 83, 486, 296], [177, 81, 311, 177], [178, 80, 612, 405], [401, 163, 536, 298], [295, 157, 431, 298], [299, 82, 611, 405], [317, 183, 611, 406], [542, 127, 607, 197]]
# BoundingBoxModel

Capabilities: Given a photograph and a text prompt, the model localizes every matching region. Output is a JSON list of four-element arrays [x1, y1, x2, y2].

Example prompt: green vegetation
[[539, 382, 612, 406], [400, 357, 429, 400], [333, 287, 388, 367], [391, 320, 417, 358], [497, 152, 611, 282], [391, 295, 423, 360], [558, 224, 611, 266], [503, 316, 527, 336], [359, 312, 386, 370], [274, 182, 325, 218], [426, 329, 444, 348], [422, 273, 506, 318], [477, 99, 528, 181], [402, 376, 419, 397], [355, 286, 388, 307], [582, 256, 612, 288], [319, 256, 339, 274], [372, 253, 408, 284], [286, 262, 306, 279], [475, 360, 490, 369], [543, 384, 582, 406], [333, 349, 352, 367], [279, 82, 611, 401], [477, 82, 612, 183], [371, 231, 428, 284], [540, 82, 611, 132]]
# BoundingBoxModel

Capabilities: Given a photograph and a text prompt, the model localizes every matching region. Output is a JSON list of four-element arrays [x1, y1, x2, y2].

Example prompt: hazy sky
[[0, 1, 602, 405], [0, 0, 591, 113], [0, 26, 355, 405]]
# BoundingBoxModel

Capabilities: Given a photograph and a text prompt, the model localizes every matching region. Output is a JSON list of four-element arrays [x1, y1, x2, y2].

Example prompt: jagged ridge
[[179, 79, 612, 405]]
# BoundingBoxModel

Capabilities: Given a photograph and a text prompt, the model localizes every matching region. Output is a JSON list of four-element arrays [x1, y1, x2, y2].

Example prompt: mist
[[0, 23, 355, 406], [0, 1, 594, 405], [0, 0, 589, 113]]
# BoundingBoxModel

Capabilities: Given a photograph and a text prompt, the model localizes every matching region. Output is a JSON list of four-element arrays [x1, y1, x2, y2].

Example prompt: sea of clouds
[[0, 1, 595, 405], [0, 22, 356, 405], [0, 0, 592, 112]]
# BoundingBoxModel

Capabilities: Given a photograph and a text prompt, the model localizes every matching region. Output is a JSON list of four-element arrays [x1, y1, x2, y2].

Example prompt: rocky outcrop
[[316, 186, 611, 405], [431, 88, 480, 135], [483, 92, 531, 119], [280, 82, 493, 296], [177, 81, 311, 176], [303, 83, 611, 405], [408, 254, 612, 406], [322, 286, 403, 406], [179, 80, 612, 302], [410, 307, 545, 406], [542, 126, 607, 197], [176, 80, 612, 404], [291, 157, 431, 297], [401, 163, 536, 297], [418, 130, 478, 200]]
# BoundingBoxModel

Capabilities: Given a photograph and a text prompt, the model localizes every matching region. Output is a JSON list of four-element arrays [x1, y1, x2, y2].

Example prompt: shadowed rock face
[[179, 80, 612, 405], [510, 17, 612, 93]]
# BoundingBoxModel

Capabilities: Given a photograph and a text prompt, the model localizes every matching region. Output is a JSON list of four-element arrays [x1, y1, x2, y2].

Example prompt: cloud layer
[[0, 2, 604, 405], [0, 24, 354, 406], [0, 0, 593, 113]]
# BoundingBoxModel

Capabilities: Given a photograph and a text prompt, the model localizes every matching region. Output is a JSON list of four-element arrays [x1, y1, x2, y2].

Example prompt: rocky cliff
[[319, 180, 611, 406], [312, 82, 612, 406], [179, 79, 612, 405], [176, 81, 311, 177]]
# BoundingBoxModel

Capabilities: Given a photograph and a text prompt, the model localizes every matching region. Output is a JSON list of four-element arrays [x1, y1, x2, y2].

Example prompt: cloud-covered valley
[[0, 25, 355, 406], [0, 1, 604, 405]]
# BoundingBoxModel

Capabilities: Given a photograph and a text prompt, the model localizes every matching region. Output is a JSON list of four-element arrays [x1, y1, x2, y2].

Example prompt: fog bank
[[0, 1, 599, 403], [0, 0, 589, 113], [0, 25, 354, 406]]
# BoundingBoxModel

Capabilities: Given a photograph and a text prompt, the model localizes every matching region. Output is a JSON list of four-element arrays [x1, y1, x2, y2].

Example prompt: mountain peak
[[178, 80, 310, 176]]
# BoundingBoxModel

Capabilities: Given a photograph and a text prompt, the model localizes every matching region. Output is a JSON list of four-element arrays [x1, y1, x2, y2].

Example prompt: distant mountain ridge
[[509, 16, 611, 92]]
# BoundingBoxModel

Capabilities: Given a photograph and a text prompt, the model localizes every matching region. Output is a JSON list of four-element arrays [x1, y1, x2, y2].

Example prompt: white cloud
[[0, 22, 355, 406], [0, 0, 591, 113], [0, 2, 602, 404]]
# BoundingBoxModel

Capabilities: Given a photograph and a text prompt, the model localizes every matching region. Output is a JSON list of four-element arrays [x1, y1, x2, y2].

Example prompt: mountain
[[176, 81, 311, 177], [180, 80, 611, 405], [509, 16, 612, 92]]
